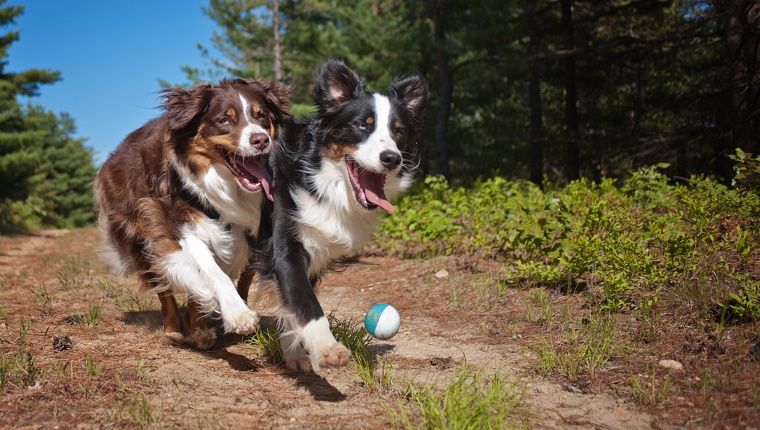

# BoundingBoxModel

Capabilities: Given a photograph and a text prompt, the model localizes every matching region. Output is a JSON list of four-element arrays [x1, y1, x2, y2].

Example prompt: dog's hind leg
[[279, 316, 312, 371], [185, 299, 216, 349], [155, 286, 187, 344], [236, 264, 256, 303]]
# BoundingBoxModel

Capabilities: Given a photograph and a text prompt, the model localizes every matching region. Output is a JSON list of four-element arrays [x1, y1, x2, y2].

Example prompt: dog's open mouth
[[219, 146, 273, 201], [345, 157, 395, 212]]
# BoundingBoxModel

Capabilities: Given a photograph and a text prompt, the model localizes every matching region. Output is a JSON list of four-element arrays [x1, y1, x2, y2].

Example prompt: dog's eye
[[257, 111, 268, 120], [219, 117, 231, 125], [358, 123, 368, 131], [395, 128, 405, 136]]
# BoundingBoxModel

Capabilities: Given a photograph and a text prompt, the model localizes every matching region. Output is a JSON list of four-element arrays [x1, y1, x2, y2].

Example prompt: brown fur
[[323, 143, 358, 162], [95, 78, 291, 348]]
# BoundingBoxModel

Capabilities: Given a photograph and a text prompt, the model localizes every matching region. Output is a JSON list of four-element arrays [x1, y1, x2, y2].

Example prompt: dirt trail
[[0, 229, 658, 429]]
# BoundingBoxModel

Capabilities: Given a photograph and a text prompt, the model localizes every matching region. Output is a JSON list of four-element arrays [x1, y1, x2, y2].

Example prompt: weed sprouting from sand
[[327, 310, 394, 389], [1, 319, 37, 389], [629, 365, 671, 404], [72, 305, 102, 326], [391, 364, 525, 429], [247, 326, 283, 363], [527, 312, 620, 379]]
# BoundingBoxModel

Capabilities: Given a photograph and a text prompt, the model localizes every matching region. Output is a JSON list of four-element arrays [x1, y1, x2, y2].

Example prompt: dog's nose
[[249, 133, 270, 150], [380, 150, 402, 171]]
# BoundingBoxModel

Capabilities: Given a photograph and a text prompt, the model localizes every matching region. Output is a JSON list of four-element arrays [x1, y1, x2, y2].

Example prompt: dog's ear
[[159, 85, 211, 132], [312, 58, 367, 112], [253, 79, 293, 117], [389, 73, 429, 129]]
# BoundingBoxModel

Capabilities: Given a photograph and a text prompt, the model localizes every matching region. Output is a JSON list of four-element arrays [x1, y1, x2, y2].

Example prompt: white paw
[[191, 327, 217, 350], [283, 345, 313, 372], [301, 317, 352, 371], [223, 309, 260, 335], [310, 342, 351, 370]]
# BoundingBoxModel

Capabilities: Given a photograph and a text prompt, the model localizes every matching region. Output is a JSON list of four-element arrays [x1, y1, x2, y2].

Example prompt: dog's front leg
[[163, 232, 259, 335], [272, 228, 350, 371]]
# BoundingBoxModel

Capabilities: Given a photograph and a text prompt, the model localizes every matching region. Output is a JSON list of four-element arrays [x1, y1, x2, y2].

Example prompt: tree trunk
[[273, 0, 283, 82], [433, 0, 452, 180], [529, 75, 545, 187], [561, 0, 580, 182], [721, 0, 759, 155], [527, 2, 545, 187]]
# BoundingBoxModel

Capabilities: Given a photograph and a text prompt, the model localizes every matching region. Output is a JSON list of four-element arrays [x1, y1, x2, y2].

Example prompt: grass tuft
[[629, 365, 671, 404], [1, 319, 38, 389], [127, 394, 154, 426], [527, 312, 620, 379], [247, 311, 392, 388], [391, 364, 525, 429], [72, 305, 102, 326], [247, 326, 283, 363], [525, 289, 552, 323], [327, 310, 393, 389]]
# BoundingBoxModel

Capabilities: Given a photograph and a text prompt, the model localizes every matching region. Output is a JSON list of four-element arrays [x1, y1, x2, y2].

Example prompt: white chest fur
[[174, 162, 264, 234], [291, 158, 411, 278], [171, 161, 262, 281]]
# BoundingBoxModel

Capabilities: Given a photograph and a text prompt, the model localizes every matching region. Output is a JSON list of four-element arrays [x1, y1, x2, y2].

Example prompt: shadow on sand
[[121, 310, 347, 402]]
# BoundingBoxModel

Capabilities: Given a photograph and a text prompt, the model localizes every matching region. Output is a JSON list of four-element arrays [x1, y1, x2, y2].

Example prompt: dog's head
[[311, 58, 429, 212], [160, 79, 292, 200]]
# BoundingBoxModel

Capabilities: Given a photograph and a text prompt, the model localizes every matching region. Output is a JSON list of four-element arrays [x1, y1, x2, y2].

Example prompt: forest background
[[0, 0, 759, 231]]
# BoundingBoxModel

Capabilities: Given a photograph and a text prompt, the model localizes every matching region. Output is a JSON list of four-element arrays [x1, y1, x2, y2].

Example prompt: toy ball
[[364, 303, 400, 340]]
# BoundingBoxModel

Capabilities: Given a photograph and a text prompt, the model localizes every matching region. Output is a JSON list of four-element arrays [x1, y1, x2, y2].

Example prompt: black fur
[[249, 58, 428, 369]]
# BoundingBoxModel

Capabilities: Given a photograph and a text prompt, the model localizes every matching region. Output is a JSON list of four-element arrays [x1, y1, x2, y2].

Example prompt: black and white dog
[[253, 59, 428, 371]]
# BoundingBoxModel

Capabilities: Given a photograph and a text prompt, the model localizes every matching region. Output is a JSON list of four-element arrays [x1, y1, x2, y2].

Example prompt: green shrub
[[381, 175, 468, 255], [379, 165, 759, 319], [730, 148, 760, 193], [720, 275, 760, 322], [0, 197, 45, 234]]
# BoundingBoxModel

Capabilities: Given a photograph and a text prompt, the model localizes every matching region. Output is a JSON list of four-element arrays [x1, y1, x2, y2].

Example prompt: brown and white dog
[[94, 79, 291, 348]]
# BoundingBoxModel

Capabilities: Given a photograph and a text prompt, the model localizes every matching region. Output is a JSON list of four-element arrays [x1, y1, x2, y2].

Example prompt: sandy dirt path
[[0, 229, 658, 429]]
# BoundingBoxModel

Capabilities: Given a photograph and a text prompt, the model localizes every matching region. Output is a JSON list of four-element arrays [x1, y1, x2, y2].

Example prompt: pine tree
[[0, 2, 60, 201], [22, 106, 96, 228], [162, 0, 283, 86], [0, 2, 96, 232], [175, 0, 743, 183]]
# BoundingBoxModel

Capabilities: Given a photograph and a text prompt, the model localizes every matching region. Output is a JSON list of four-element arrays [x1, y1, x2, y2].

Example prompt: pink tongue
[[238, 158, 274, 202], [360, 171, 395, 212]]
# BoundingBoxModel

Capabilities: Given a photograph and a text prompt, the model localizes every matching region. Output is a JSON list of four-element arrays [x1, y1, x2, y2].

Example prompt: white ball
[[364, 303, 400, 340]]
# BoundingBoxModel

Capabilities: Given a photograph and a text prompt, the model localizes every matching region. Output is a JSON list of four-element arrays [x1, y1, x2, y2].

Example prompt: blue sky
[[8, 1, 222, 165]]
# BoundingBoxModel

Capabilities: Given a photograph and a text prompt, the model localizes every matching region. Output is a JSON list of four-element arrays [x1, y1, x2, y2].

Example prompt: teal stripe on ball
[[364, 303, 389, 335]]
